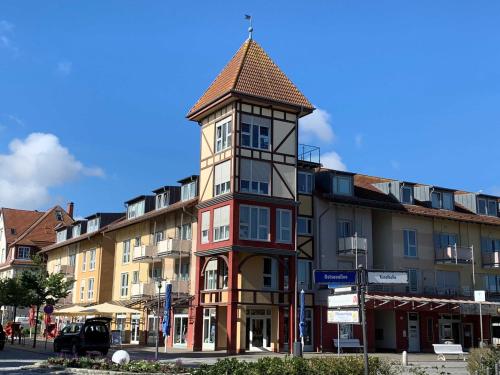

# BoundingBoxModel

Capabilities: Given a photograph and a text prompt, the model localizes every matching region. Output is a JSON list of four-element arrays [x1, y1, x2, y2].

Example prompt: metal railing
[[298, 144, 320, 164], [482, 251, 500, 268], [157, 238, 191, 257], [434, 245, 473, 264]]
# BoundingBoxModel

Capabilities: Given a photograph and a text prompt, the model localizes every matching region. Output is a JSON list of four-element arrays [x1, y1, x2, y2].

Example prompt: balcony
[[298, 144, 320, 165], [54, 264, 75, 277], [337, 236, 368, 256], [482, 251, 500, 268], [131, 282, 156, 297], [171, 279, 190, 295], [132, 245, 158, 263], [434, 246, 473, 265], [157, 238, 191, 258]]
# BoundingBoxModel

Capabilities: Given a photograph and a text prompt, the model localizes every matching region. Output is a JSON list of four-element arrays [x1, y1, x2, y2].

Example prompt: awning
[[366, 294, 500, 311], [80, 302, 141, 315], [52, 305, 86, 316]]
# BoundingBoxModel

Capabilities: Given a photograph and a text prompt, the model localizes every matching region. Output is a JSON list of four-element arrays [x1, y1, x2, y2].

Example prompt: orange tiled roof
[[187, 39, 314, 119], [1, 208, 44, 245]]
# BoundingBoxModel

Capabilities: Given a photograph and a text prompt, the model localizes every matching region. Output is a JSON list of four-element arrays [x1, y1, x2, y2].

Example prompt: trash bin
[[293, 341, 302, 357]]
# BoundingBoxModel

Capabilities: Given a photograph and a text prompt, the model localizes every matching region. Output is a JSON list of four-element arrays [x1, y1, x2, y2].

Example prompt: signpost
[[327, 309, 360, 324], [475, 290, 486, 347], [316, 267, 408, 375]]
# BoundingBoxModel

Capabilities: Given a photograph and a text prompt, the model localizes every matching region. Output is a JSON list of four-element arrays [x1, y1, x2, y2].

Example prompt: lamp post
[[155, 278, 163, 361]]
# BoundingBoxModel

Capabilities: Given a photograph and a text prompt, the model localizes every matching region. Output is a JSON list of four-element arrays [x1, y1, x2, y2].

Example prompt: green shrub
[[467, 347, 500, 375]]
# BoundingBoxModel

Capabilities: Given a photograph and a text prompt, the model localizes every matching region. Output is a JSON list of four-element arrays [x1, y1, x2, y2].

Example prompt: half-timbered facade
[[187, 38, 314, 353]]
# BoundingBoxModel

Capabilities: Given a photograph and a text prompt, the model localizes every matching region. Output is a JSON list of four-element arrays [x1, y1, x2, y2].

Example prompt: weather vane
[[245, 14, 253, 40]]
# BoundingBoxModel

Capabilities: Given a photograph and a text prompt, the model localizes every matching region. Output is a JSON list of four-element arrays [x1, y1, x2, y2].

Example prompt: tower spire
[[245, 14, 253, 40]]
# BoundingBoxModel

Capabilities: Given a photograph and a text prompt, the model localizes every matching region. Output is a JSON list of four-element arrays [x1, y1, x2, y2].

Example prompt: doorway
[[408, 313, 420, 352], [462, 323, 473, 350], [247, 309, 271, 351], [147, 315, 158, 346], [131, 314, 140, 344], [173, 313, 188, 347], [202, 308, 216, 350]]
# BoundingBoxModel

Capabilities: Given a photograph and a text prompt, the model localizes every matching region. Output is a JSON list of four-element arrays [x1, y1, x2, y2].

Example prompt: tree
[[20, 254, 73, 348], [0, 277, 30, 343]]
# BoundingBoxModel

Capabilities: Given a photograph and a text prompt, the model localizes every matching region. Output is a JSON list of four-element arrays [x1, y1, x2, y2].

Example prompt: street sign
[[314, 270, 357, 285], [327, 309, 360, 324], [367, 271, 408, 285], [333, 286, 355, 294], [328, 293, 358, 308], [43, 305, 54, 314], [474, 290, 486, 302]]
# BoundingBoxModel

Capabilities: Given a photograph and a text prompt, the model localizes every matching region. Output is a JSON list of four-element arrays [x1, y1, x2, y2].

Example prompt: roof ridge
[[232, 39, 252, 91]]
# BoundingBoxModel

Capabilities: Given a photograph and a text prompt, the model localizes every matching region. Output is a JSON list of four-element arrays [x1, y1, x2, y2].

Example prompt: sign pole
[[479, 302, 484, 347], [337, 323, 340, 356], [358, 264, 369, 375]]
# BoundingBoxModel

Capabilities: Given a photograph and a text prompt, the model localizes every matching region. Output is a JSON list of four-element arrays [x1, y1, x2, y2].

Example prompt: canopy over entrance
[[52, 305, 86, 316], [80, 302, 141, 315]]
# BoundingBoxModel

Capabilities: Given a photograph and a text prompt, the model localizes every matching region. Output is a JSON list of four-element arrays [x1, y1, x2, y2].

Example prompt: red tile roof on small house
[[187, 39, 314, 120]]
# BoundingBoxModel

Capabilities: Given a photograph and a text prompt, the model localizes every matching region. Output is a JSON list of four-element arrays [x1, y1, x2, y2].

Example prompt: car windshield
[[61, 323, 82, 334]]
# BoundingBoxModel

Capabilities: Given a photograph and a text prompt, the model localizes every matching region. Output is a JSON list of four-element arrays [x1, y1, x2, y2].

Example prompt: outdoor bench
[[333, 338, 363, 352], [432, 343, 467, 361]]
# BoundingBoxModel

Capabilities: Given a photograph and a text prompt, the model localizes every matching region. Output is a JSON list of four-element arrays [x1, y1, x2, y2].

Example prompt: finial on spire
[[245, 14, 253, 40]]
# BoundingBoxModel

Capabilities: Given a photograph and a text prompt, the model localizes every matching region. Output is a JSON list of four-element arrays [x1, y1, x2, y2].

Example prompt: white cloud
[[321, 151, 347, 171], [355, 134, 363, 149], [0, 20, 14, 33], [299, 107, 335, 143], [0, 20, 17, 53], [57, 61, 73, 76], [0, 133, 104, 209]]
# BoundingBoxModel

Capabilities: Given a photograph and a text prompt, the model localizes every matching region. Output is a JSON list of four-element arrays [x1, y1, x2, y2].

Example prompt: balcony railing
[[298, 144, 320, 164], [131, 279, 190, 298], [157, 238, 191, 258], [132, 245, 158, 262], [337, 236, 368, 256], [482, 251, 500, 268], [54, 264, 75, 277], [434, 245, 473, 264]]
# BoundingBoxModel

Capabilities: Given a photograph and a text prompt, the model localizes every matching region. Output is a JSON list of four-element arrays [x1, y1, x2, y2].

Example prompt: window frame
[[240, 114, 271, 151], [276, 209, 292, 244], [213, 206, 230, 242], [263, 257, 276, 289], [82, 251, 87, 272], [122, 240, 131, 264], [17, 246, 31, 260], [215, 117, 232, 153], [80, 280, 85, 301], [201, 211, 210, 244], [87, 278, 95, 300], [87, 218, 100, 233], [297, 217, 313, 236], [239, 159, 270, 196], [298, 172, 313, 194], [334, 175, 353, 196], [88, 249, 96, 271], [120, 272, 129, 298], [239, 205, 270, 242], [401, 186, 413, 204], [403, 229, 418, 258], [298, 259, 313, 291], [181, 181, 197, 201], [214, 160, 231, 197]]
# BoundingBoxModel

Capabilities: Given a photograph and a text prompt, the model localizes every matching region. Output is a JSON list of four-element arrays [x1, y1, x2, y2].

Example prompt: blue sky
[[1, 1, 499, 217]]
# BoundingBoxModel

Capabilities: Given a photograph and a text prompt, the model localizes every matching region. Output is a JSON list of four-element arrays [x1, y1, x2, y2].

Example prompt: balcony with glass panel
[[157, 238, 191, 258], [132, 245, 158, 263], [434, 245, 473, 265], [54, 264, 75, 278], [131, 281, 156, 297], [482, 251, 500, 268], [337, 236, 368, 256], [131, 279, 190, 298], [298, 144, 320, 165]]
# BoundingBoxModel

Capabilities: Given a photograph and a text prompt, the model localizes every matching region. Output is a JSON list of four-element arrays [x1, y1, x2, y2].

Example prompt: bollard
[[401, 351, 408, 366]]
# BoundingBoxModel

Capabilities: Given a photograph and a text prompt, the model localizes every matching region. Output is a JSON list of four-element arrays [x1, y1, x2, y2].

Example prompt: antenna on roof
[[245, 14, 253, 40]]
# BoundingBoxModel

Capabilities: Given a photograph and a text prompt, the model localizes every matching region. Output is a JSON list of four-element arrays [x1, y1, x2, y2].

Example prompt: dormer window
[[55, 210, 63, 221], [56, 230, 66, 243], [72, 224, 81, 238], [156, 191, 170, 210], [181, 181, 197, 201], [477, 197, 498, 216], [127, 200, 145, 219], [215, 117, 232, 153], [87, 218, 99, 233], [401, 186, 413, 204], [431, 191, 454, 210], [333, 175, 353, 196]]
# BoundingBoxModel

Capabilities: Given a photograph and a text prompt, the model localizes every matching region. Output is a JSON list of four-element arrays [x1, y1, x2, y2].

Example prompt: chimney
[[67, 202, 74, 219]]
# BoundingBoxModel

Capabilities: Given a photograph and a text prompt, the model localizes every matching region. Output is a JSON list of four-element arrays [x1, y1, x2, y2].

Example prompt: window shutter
[[240, 159, 251, 181], [252, 160, 270, 183], [221, 206, 230, 227], [215, 160, 230, 186], [201, 211, 210, 231], [213, 208, 221, 228]]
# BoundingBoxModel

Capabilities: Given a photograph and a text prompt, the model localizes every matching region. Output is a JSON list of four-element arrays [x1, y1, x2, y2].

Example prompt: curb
[[5, 343, 53, 356], [23, 365, 190, 375]]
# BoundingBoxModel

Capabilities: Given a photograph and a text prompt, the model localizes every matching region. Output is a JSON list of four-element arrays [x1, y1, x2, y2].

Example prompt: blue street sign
[[314, 270, 357, 285]]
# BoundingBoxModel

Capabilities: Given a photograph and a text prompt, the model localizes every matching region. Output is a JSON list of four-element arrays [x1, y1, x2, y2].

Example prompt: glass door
[[131, 314, 140, 344], [116, 314, 126, 343], [202, 308, 216, 350], [147, 315, 158, 345], [173, 314, 188, 347]]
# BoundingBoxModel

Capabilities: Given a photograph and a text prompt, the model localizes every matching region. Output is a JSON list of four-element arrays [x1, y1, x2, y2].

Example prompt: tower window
[[240, 114, 271, 150], [215, 118, 232, 153], [214, 160, 231, 196], [240, 159, 270, 195]]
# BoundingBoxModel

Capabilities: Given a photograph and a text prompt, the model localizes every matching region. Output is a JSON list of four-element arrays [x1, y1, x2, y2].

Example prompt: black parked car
[[53, 317, 111, 356]]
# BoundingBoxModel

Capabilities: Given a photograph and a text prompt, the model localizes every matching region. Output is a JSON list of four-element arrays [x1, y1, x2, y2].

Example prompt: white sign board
[[327, 309, 360, 324], [367, 271, 408, 285], [328, 293, 358, 308], [474, 290, 486, 302]]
